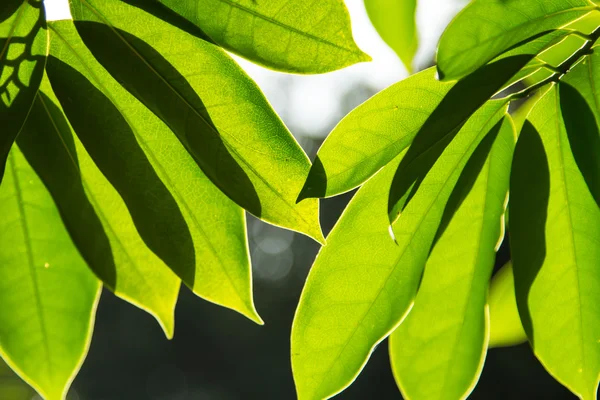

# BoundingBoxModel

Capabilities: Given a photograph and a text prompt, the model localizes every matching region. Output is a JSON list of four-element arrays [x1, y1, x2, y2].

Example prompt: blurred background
[[3, 0, 579, 399]]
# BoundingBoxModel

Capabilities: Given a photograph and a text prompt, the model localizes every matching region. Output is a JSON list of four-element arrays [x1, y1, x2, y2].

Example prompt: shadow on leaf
[[73, 21, 261, 218], [509, 120, 550, 344], [45, 57, 197, 287]]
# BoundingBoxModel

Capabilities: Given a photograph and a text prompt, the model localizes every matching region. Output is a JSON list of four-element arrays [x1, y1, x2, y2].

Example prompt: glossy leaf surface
[[292, 100, 508, 400], [0, 0, 47, 182], [510, 81, 600, 398], [46, 20, 262, 324], [389, 114, 514, 400], [364, 0, 417, 72], [488, 262, 526, 348], [70, 0, 323, 243], [0, 144, 100, 400], [156, 0, 370, 73], [437, 0, 595, 80]]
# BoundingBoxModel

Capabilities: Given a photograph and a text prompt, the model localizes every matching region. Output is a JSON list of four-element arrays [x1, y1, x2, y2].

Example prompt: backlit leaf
[[488, 262, 526, 348]]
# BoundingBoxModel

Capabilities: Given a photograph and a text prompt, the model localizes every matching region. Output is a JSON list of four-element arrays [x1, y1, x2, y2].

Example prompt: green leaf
[[510, 80, 600, 398], [18, 71, 181, 337], [300, 54, 541, 201], [389, 114, 514, 400], [154, 0, 370, 73], [437, 0, 596, 81], [0, 0, 47, 182], [488, 262, 526, 348], [364, 0, 417, 73], [0, 144, 100, 400], [291, 100, 509, 400], [45, 19, 263, 325], [69, 0, 323, 244]]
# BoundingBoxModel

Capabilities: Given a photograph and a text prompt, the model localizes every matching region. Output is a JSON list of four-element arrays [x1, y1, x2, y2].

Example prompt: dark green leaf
[[0, 0, 46, 182]]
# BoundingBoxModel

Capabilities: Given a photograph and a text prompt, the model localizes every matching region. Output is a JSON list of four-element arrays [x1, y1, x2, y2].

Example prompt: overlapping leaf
[[389, 115, 514, 400], [437, 0, 596, 81], [510, 79, 600, 398], [0, 144, 100, 400], [364, 0, 417, 72], [155, 0, 370, 73], [45, 19, 263, 325], [292, 100, 509, 400], [488, 262, 526, 348], [70, 0, 323, 243], [0, 0, 47, 182]]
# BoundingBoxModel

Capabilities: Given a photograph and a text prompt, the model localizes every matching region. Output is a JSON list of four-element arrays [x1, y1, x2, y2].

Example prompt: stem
[[507, 25, 600, 101]]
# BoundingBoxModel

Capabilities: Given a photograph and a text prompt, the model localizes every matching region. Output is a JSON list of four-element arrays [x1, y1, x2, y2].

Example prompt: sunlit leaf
[[0, 0, 46, 182], [291, 100, 509, 400], [45, 20, 263, 325], [154, 0, 370, 73], [510, 80, 600, 398], [18, 70, 181, 337], [437, 0, 595, 81], [488, 262, 526, 348], [300, 52, 547, 201], [0, 144, 100, 400], [69, 0, 323, 243], [389, 114, 514, 400], [364, 0, 417, 72]]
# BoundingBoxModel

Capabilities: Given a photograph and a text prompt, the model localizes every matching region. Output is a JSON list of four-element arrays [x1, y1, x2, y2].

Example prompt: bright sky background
[[42, 0, 465, 137]]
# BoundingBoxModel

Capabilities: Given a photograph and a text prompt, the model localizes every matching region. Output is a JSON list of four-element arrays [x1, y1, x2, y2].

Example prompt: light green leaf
[[510, 81, 600, 399], [0, 144, 100, 400], [389, 114, 514, 400], [0, 0, 46, 181], [300, 53, 542, 201], [364, 0, 417, 73], [18, 71, 181, 337], [291, 100, 509, 400], [69, 0, 323, 244], [488, 262, 526, 348], [45, 19, 263, 325], [154, 0, 370, 73], [437, 0, 596, 81]]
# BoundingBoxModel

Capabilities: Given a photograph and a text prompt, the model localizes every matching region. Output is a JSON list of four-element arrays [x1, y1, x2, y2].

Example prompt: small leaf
[[291, 100, 509, 400], [45, 19, 263, 325], [0, 0, 47, 182], [488, 262, 526, 348], [389, 114, 514, 400], [300, 54, 543, 200], [154, 0, 370, 73], [70, 0, 323, 243], [510, 80, 600, 398], [0, 144, 100, 400], [364, 0, 417, 72], [18, 71, 181, 337], [437, 0, 595, 81]]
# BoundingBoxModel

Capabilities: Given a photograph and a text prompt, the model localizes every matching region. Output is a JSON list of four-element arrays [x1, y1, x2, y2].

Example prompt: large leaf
[[45, 20, 263, 324], [154, 0, 370, 73], [510, 80, 600, 398], [291, 100, 509, 400], [437, 0, 595, 81], [0, 144, 100, 400], [0, 0, 46, 182], [69, 0, 323, 243], [364, 0, 417, 73], [300, 51, 547, 200], [18, 71, 181, 337], [488, 262, 526, 348], [389, 115, 514, 400]]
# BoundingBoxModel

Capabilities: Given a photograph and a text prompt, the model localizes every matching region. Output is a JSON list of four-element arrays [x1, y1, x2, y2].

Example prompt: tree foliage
[[3, 0, 600, 399]]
